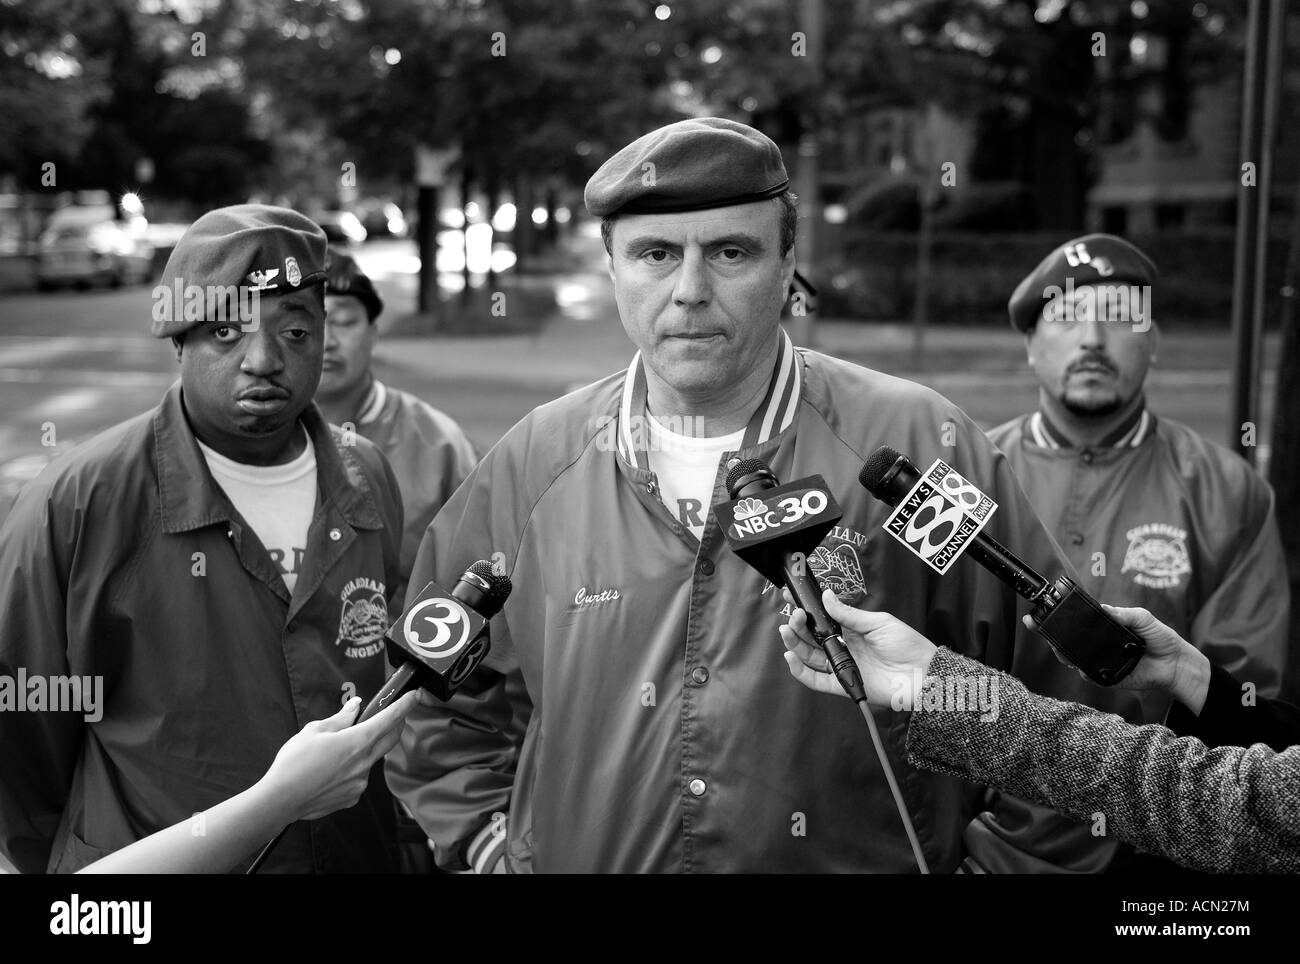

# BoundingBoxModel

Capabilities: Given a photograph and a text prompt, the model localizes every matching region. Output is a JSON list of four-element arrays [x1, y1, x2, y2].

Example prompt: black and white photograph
[[0, 0, 1296, 944]]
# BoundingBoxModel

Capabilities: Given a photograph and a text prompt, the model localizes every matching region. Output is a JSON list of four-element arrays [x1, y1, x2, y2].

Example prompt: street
[[0, 227, 1279, 515], [0, 238, 576, 511]]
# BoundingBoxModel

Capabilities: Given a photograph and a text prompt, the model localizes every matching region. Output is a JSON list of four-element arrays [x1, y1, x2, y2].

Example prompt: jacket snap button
[[1071, 533, 1084, 546], [699, 560, 715, 576], [329, 528, 342, 541], [691, 666, 709, 685], [688, 778, 707, 797]]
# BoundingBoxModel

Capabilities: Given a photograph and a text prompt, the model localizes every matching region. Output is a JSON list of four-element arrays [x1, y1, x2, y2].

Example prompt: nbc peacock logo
[[733, 497, 768, 521]]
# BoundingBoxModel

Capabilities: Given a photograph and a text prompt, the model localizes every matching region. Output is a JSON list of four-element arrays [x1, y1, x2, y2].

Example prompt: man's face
[[607, 199, 795, 399], [178, 290, 325, 450], [1026, 283, 1156, 417], [319, 293, 376, 398]]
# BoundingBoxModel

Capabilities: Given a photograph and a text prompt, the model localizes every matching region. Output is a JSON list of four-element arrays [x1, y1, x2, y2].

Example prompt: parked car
[[314, 210, 368, 245], [34, 220, 154, 290], [355, 199, 408, 239]]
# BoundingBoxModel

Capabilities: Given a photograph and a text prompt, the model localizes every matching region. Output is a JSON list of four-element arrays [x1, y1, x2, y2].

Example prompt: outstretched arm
[[79, 692, 419, 874]]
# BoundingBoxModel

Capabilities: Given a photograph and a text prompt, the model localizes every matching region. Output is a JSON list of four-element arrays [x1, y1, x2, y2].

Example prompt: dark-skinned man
[[0, 205, 404, 873]]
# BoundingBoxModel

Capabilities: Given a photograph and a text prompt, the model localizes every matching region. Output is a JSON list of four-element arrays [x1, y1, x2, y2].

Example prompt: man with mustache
[[985, 233, 1290, 871], [0, 205, 405, 872], [386, 118, 1090, 874]]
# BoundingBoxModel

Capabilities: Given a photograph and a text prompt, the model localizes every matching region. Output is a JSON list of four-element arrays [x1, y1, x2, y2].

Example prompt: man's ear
[[1149, 320, 1160, 366], [171, 336, 183, 362], [1024, 331, 1035, 366]]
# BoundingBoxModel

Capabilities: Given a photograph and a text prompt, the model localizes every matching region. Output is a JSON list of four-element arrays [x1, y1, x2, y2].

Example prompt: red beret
[[1008, 234, 1158, 332], [585, 117, 789, 218], [152, 204, 327, 338]]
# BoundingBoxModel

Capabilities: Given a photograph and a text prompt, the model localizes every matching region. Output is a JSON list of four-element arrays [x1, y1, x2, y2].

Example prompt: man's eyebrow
[[271, 293, 323, 317], [620, 232, 769, 255], [621, 235, 679, 256], [704, 232, 767, 251]]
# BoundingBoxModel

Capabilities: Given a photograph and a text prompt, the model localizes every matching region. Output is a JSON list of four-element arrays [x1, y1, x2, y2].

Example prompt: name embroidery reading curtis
[[574, 586, 621, 606]]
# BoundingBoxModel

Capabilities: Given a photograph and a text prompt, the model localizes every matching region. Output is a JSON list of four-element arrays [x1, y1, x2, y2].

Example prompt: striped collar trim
[[616, 330, 802, 469], [1031, 402, 1152, 451], [357, 378, 387, 426]]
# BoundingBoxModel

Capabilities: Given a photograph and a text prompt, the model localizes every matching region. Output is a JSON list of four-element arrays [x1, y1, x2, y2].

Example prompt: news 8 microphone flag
[[860, 446, 1144, 685]]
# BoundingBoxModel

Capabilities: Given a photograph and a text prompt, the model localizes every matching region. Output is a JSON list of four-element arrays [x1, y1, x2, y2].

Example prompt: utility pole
[[1229, 0, 1284, 462], [791, 0, 824, 349], [414, 144, 459, 328]]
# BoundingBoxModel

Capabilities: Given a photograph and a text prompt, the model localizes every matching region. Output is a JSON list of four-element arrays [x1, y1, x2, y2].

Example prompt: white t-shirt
[[198, 433, 317, 594], [646, 416, 744, 541]]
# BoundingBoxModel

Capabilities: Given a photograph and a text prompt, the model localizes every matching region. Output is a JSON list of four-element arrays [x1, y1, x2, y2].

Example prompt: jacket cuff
[[466, 816, 508, 874], [1165, 662, 1238, 742]]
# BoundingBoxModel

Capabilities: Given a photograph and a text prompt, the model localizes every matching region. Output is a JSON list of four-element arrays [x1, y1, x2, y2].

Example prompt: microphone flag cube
[[881, 459, 998, 575], [386, 580, 491, 701], [713, 475, 842, 586]]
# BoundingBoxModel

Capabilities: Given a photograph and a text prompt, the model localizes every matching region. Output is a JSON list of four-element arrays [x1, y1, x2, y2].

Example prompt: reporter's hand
[[258, 690, 424, 823], [778, 588, 937, 706], [1022, 604, 1209, 710], [1103, 605, 1211, 712]]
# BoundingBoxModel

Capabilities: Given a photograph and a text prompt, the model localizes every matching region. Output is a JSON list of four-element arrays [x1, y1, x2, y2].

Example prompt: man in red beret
[[387, 118, 1086, 874], [0, 204, 406, 873], [986, 232, 1290, 871]]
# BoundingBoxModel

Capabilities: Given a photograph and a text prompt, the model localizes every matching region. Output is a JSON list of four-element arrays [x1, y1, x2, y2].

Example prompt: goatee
[[1060, 393, 1125, 419]]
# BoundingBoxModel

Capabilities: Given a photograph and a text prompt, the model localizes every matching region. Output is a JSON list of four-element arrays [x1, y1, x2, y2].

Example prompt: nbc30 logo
[[730, 490, 829, 539]]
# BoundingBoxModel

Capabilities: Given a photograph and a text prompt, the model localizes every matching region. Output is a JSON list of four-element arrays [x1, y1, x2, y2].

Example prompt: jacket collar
[[356, 377, 388, 426], [1029, 397, 1153, 451], [615, 329, 803, 470], [154, 380, 383, 533]]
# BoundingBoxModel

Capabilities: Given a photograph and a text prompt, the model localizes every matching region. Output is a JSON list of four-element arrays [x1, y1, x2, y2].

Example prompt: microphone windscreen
[[465, 560, 512, 615], [859, 446, 903, 497], [725, 457, 773, 497]]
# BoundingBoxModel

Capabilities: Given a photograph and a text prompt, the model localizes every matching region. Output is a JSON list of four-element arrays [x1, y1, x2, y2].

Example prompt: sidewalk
[[374, 222, 633, 391]]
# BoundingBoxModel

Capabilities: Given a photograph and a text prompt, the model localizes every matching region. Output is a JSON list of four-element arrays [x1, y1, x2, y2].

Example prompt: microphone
[[859, 447, 1144, 686], [355, 560, 513, 723], [248, 560, 511, 873], [715, 458, 868, 704]]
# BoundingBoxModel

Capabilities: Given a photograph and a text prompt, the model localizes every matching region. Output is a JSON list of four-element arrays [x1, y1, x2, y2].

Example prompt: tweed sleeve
[[905, 647, 1300, 874]]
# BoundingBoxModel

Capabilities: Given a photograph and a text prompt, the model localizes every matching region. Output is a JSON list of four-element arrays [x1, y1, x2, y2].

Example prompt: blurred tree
[[832, 0, 1245, 230], [1, 0, 274, 207], [0, 0, 111, 187]]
